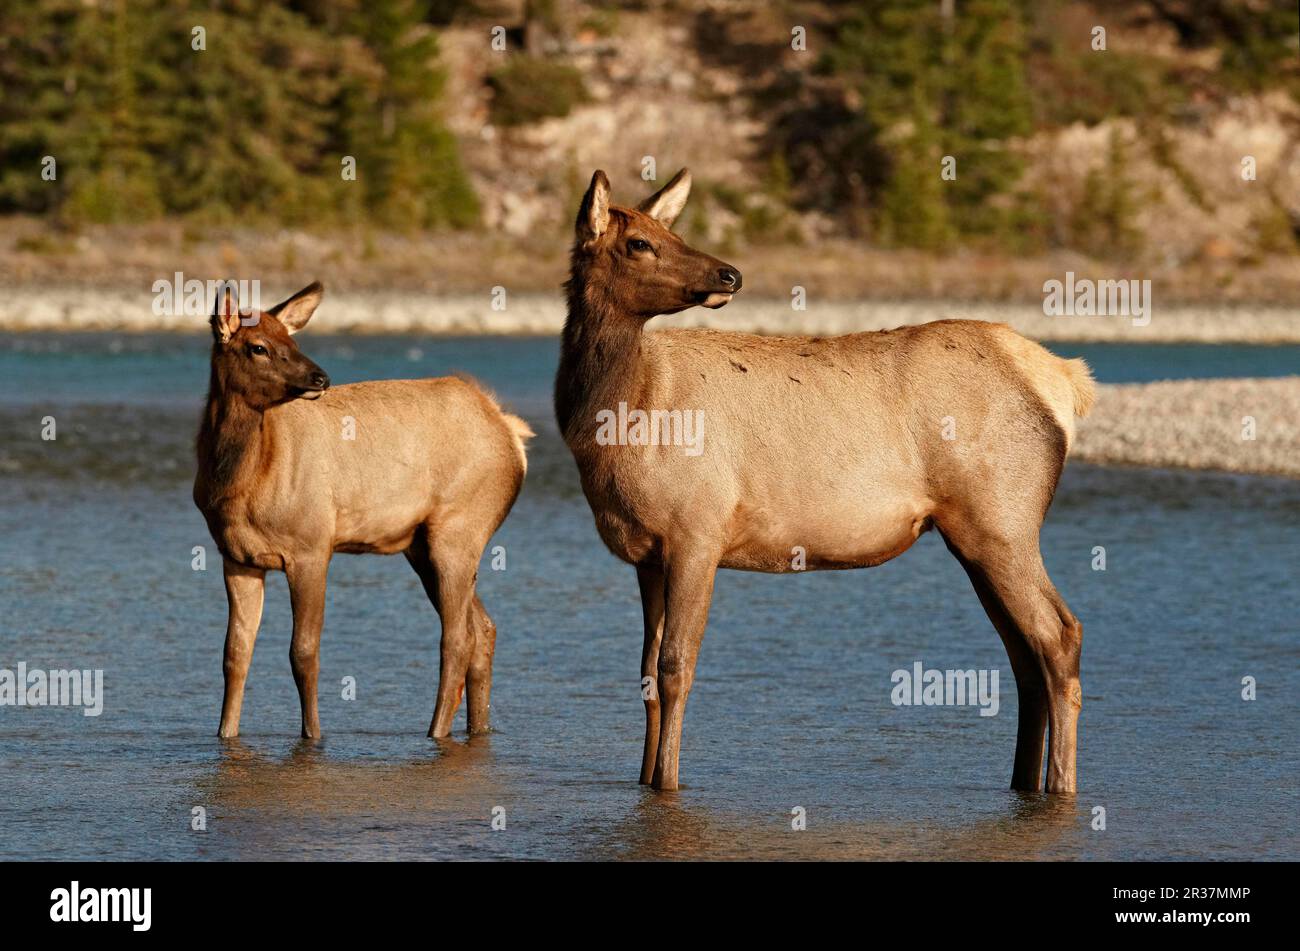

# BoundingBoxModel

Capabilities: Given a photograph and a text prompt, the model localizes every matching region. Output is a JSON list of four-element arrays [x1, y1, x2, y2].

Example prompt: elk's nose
[[718, 267, 742, 291], [310, 371, 330, 390]]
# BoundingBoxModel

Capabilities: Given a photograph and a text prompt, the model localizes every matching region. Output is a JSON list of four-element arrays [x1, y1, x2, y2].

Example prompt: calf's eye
[[628, 239, 651, 254], [249, 344, 268, 356]]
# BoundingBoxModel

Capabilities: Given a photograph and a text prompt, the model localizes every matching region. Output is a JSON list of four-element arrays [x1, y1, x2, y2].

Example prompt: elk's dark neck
[[555, 282, 647, 440], [196, 360, 265, 504]]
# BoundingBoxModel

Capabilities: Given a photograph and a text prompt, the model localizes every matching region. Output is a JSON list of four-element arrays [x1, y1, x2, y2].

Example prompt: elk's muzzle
[[297, 363, 331, 400]]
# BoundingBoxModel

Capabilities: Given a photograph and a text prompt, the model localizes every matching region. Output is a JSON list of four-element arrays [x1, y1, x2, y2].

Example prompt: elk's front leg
[[651, 549, 719, 791], [636, 563, 665, 785], [219, 559, 266, 738], [286, 557, 330, 739]]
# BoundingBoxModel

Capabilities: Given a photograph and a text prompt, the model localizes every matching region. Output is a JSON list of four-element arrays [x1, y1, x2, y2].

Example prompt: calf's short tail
[[502, 414, 534, 475]]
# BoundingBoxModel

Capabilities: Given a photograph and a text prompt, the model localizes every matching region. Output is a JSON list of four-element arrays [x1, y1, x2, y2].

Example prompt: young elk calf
[[556, 170, 1096, 793], [195, 282, 531, 739]]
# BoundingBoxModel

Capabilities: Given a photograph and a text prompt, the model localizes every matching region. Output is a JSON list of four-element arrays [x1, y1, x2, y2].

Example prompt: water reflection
[[203, 735, 499, 811], [3, 332, 1297, 860], [588, 786, 1085, 861], [191, 735, 512, 859]]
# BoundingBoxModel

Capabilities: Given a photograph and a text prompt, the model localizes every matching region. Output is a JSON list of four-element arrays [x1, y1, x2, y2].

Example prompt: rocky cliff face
[[435, 0, 1300, 264], [440, 2, 780, 241]]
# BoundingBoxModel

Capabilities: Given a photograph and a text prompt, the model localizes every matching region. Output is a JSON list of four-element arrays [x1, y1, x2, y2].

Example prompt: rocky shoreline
[[2, 289, 1299, 343], [2, 290, 1296, 479], [1074, 377, 1300, 479]]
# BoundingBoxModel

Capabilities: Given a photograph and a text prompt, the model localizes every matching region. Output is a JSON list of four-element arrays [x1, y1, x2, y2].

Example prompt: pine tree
[[339, 0, 478, 229], [942, 0, 1032, 235], [0, 0, 477, 227], [826, 0, 1031, 248], [64, 0, 163, 222]]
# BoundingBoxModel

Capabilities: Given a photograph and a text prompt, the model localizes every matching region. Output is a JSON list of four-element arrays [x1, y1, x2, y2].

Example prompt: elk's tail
[[453, 372, 534, 476], [502, 413, 534, 475], [1062, 357, 1096, 419], [992, 325, 1097, 450]]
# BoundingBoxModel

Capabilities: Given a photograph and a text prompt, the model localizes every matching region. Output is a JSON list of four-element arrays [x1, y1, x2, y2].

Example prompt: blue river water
[[0, 333, 1295, 860]]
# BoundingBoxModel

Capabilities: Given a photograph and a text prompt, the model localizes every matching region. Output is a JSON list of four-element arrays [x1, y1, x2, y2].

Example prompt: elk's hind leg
[[464, 594, 497, 734], [1037, 582, 1082, 793], [942, 536, 1048, 791], [990, 557, 1081, 793], [942, 523, 1082, 793], [406, 529, 476, 738]]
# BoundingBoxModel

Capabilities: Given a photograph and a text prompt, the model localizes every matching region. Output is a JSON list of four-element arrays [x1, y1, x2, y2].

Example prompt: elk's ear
[[576, 170, 611, 244], [210, 281, 241, 344], [637, 168, 691, 228], [268, 281, 323, 335]]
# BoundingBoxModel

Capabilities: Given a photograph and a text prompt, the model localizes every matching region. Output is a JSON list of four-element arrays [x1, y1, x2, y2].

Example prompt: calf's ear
[[210, 281, 241, 343], [577, 170, 611, 245], [268, 281, 323, 335]]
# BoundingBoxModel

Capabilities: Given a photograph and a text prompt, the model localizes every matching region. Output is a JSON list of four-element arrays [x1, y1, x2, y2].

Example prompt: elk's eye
[[628, 238, 651, 254], [249, 344, 268, 356]]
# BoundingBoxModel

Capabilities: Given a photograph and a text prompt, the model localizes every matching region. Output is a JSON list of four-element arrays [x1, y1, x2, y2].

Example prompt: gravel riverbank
[[1075, 377, 1300, 478], [2, 289, 1299, 343], [2, 290, 1296, 478]]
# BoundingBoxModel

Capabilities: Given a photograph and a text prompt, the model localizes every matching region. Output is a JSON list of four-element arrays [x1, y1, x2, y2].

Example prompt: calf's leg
[[218, 559, 266, 738], [426, 548, 476, 738], [286, 556, 330, 739], [465, 595, 497, 734]]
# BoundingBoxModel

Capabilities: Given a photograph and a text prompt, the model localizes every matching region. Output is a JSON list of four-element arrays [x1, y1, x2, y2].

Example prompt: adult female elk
[[556, 170, 1095, 793], [195, 282, 530, 739]]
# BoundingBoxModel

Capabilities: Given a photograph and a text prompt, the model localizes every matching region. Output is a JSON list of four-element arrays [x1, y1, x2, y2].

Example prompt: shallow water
[[0, 334, 1296, 860]]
